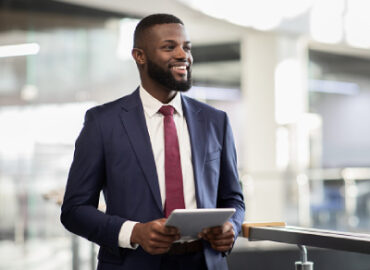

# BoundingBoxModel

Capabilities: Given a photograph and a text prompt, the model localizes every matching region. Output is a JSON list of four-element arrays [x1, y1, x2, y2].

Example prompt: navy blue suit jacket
[[61, 88, 245, 270]]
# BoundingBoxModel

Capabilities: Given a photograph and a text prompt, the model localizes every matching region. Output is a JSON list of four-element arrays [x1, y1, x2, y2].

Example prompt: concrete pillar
[[240, 31, 309, 223]]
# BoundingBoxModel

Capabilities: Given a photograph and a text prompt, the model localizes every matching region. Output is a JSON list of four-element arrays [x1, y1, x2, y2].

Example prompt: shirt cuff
[[118, 221, 139, 249]]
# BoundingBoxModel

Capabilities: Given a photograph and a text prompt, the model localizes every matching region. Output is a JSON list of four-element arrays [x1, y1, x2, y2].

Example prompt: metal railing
[[243, 223, 370, 270]]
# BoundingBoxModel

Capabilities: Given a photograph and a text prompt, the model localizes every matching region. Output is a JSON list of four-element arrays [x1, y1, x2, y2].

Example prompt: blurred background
[[0, 0, 369, 269]]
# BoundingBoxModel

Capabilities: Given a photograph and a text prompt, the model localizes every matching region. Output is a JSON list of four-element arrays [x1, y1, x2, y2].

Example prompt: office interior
[[0, 0, 370, 269]]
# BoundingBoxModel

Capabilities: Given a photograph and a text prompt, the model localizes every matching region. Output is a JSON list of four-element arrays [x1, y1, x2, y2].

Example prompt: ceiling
[[53, 0, 249, 44], [0, 0, 248, 44], [1, 0, 370, 93]]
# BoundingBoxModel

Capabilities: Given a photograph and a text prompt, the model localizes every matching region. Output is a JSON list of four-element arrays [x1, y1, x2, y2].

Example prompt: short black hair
[[133, 13, 184, 48]]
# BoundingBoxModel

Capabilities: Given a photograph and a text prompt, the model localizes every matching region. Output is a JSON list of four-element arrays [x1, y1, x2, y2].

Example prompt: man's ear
[[132, 48, 145, 65]]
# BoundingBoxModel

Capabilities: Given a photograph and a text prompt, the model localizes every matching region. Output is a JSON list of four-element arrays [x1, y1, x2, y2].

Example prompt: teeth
[[173, 66, 186, 70]]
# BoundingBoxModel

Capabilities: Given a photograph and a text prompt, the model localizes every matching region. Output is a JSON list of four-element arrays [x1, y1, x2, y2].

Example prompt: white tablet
[[165, 208, 236, 242]]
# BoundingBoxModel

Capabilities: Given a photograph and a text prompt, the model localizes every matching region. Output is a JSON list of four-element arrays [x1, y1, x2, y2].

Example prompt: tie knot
[[159, 105, 175, 116]]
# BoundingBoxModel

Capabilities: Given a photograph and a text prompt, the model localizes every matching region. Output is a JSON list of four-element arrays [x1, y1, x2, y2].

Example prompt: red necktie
[[159, 105, 185, 217]]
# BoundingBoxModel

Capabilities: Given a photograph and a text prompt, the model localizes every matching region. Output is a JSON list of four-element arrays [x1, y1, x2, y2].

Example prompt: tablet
[[165, 208, 236, 241]]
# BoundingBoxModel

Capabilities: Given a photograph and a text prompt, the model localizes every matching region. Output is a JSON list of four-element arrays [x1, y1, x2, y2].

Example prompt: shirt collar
[[139, 85, 183, 117]]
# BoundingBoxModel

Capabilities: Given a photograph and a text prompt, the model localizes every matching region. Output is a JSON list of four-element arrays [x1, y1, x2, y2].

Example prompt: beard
[[147, 58, 192, 92]]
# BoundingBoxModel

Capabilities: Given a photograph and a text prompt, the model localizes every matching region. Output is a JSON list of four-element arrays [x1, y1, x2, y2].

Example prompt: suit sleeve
[[60, 109, 126, 255], [217, 113, 245, 237]]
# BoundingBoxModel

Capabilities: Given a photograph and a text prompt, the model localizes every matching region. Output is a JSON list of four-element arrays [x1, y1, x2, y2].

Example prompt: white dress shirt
[[118, 86, 197, 248]]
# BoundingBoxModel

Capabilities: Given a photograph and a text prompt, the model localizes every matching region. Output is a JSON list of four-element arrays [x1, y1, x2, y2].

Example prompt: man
[[61, 13, 245, 270]]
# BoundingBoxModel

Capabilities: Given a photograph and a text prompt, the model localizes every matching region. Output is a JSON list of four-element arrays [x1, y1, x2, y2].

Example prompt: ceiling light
[[0, 43, 40, 58], [275, 59, 304, 125]]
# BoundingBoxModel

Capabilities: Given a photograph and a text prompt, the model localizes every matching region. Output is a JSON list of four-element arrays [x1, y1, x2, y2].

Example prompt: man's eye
[[164, 45, 175, 50], [184, 46, 191, 52]]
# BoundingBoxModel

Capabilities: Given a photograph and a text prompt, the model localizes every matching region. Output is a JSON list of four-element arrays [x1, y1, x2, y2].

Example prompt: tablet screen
[[165, 208, 236, 241]]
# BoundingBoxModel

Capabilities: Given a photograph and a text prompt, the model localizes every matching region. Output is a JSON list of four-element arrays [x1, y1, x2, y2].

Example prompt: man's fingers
[[148, 231, 180, 244], [163, 225, 180, 235], [211, 237, 234, 246], [204, 229, 234, 241], [203, 222, 233, 236], [209, 226, 222, 234], [147, 221, 180, 243], [144, 233, 176, 254], [149, 220, 180, 242], [148, 237, 175, 248], [154, 219, 179, 235], [211, 243, 233, 252], [131, 219, 180, 255], [201, 222, 235, 252], [212, 231, 234, 239]]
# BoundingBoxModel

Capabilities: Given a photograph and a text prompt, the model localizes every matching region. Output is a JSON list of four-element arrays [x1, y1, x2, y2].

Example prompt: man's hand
[[199, 221, 235, 252], [130, 218, 180, 255]]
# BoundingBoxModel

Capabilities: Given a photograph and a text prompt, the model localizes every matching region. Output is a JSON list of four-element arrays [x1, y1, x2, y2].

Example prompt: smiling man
[[61, 14, 245, 270]]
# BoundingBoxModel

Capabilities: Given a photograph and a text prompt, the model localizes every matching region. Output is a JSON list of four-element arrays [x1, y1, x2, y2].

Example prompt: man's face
[[143, 23, 193, 91]]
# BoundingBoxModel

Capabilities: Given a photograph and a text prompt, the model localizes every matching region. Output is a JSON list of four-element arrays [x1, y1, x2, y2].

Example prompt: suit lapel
[[119, 89, 162, 213], [182, 95, 207, 208]]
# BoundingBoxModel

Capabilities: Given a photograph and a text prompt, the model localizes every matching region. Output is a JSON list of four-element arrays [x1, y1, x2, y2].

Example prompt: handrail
[[242, 223, 370, 255]]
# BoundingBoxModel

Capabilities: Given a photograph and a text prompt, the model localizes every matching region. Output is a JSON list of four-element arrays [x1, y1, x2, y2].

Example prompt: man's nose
[[174, 47, 187, 59]]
